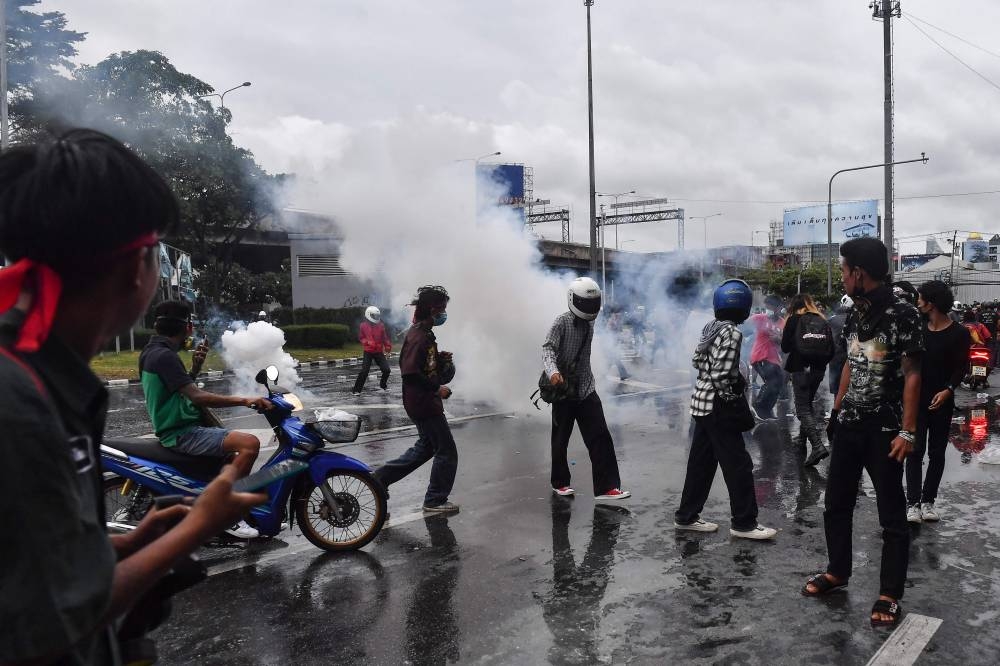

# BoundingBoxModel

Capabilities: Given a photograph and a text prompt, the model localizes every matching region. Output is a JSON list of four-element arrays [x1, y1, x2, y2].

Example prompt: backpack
[[795, 313, 834, 362], [965, 322, 984, 346]]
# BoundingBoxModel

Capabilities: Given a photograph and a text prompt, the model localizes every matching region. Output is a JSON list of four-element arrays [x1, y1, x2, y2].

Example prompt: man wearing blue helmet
[[674, 279, 777, 540]]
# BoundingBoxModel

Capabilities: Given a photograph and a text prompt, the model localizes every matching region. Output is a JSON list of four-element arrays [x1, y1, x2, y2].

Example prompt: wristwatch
[[898, 430, 916, 444]]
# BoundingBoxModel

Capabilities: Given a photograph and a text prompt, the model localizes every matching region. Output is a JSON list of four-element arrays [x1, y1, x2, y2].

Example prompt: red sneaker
[[552, 486, 575, 496], [595, 488, 631, 500]]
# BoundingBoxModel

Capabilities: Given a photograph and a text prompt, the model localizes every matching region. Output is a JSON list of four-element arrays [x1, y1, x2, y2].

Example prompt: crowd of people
[[0, 130, 987, 663]]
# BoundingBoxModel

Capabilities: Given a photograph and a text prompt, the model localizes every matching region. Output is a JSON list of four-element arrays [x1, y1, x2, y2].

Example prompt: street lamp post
[[689, 213, 722, 280], [826, 153, 928, 294], [751, 229, 769, 269], [199, 81, 252, 110], [585, 0, 598, 275], [597, 190, 635, 249]]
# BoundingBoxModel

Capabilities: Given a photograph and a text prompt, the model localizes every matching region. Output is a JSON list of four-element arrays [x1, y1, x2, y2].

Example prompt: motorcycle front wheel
[[294, 470, 387, 551], [103, 476, 153, 529]]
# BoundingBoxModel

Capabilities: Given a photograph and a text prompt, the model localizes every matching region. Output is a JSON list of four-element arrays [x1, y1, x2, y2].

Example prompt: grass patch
[[91, 343, 366, 381]]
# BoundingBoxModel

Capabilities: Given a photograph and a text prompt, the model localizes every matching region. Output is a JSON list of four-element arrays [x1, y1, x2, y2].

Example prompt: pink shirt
[[749, 313, 783, 365]]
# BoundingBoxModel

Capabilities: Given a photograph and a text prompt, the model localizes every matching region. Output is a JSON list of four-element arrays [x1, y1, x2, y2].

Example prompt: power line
[[669, 189, 1000, 206], [906, 12, 1000, 62], [902, 15, 1000, 96]]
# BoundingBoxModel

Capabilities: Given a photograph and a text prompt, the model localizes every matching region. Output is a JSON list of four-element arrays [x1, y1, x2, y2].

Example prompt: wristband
[[897, 430, 915, 444]]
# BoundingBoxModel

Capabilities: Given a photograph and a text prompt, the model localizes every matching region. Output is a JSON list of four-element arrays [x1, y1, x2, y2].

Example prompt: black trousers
[[352, 352, 390, 392], [825, 419, 909, 599], [550, 392, 622, 494], [792, 367, 826, 449], [675, 411, 759, 531], [905, 402, 954, 504]]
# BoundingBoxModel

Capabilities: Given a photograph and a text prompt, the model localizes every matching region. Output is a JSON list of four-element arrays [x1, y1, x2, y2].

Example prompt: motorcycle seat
[[104, 437, 226, 482]]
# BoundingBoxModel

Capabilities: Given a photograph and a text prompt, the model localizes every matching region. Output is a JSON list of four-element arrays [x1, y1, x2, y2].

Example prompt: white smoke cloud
[[220, 321, 302, 396]]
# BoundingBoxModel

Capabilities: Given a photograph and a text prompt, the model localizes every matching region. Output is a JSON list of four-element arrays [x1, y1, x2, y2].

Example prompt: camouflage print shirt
[[839, 284, 923, 428]]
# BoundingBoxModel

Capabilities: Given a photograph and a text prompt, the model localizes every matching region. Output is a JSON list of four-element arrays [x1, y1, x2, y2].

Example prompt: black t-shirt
[[399, 323, 444, 420], [920, 321, 971, 406]]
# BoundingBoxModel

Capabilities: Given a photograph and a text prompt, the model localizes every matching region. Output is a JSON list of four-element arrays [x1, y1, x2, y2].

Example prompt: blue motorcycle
[[101, 365, 388, 551]]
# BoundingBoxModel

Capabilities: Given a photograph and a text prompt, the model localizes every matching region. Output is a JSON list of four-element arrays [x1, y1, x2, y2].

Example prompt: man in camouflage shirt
[[803, 237, 923, 629]]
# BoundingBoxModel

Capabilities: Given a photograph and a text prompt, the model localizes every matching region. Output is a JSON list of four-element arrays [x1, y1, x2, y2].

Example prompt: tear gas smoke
[[220, 321, 301, 395]]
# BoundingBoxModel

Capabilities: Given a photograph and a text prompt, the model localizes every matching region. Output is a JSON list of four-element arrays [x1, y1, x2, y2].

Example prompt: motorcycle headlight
[[282, 392, 305, 412]]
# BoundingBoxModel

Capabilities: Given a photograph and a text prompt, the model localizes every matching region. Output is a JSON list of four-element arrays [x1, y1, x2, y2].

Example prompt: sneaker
[[595, 488, 631, 500], [422, 501, 460, 514], [380, 386, 388, 392], [674, 518, 719, 532], [804, 445, 830, 467], [906, 503, 922, 523], [351, 391, 362, 396], [730, 524, 777, 540], [552, 486, 575, 496], [921, 502, 940, 522], [225, 520, 259, 539]]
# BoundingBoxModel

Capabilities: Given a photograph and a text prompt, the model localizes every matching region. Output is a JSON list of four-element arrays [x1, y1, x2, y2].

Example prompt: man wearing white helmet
[[352, 305, 392, 395], [949, 300, 963, 323], [541, 276, 630, 500]]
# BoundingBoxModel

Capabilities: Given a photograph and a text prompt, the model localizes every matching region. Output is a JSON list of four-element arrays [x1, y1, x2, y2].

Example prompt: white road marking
[[206, 510, 434, 577], [610, 383, 689, 399], [865, 613, 943, 666]]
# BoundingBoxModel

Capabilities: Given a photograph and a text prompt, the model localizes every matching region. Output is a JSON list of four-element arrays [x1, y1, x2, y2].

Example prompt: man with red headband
[[0, 129, 265, 665]]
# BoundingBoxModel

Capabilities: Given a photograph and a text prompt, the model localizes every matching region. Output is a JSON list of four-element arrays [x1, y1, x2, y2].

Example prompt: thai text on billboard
[[476, 164, 525, 205], [782, 200, 879, 246]]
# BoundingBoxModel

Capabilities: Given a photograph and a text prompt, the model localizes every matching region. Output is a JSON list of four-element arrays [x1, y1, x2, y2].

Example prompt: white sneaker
[[730, 524, 777, 540], [674, 518, 719, 532], [906, 504, 922, 523], [921, 502, 940, 522], [225, 520, 259, 539]]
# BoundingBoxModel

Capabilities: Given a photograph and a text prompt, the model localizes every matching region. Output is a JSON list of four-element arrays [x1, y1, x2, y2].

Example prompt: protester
[[803, 237, 922, 629], [373, 285, 461, 513], [906, 281, 970, 523], [781, 293, 834, 466], [140, 299, 272, 537], [748, 295, 785, 420], [542, 277, 630, 500], [827, 295, 852, 395], [674, 279, 776, 540], [0, 129, 264, 665], [961, 308, 992, 347], [352, 305, 392, 394]]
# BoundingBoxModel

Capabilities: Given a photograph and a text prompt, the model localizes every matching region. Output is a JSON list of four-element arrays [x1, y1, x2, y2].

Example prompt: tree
[[4, 1, 85, 136], [744, 264, 836, 306], [195, 258, 292, 319], [25, 50, 284, 284]]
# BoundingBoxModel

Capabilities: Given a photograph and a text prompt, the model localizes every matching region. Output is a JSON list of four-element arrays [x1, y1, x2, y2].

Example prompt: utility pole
[[585, 0, 598, 274], [873, 1, 901, 273], [0, 0, 9, 151]]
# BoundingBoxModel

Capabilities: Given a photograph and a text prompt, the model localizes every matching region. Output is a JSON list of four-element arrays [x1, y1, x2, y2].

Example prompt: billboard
[[782, 200, 879, 246], [476, 163, 525, 223], [963, 239, 990, 263], [899, 253, 946, 272]]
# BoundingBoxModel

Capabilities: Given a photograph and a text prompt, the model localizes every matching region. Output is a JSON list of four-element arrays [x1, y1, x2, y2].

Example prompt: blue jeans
[[752, 360, 783, 417], [373, 413, 457, 506]]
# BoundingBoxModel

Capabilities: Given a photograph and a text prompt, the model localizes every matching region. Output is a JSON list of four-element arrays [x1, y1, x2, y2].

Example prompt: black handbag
[[531, 327, 590, 409], [712, 373, 755, 432]]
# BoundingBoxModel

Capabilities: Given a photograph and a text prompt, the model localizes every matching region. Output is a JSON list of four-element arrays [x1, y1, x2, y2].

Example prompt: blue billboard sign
[[476, 163, 525, 205], [782, 200, 879, 246]]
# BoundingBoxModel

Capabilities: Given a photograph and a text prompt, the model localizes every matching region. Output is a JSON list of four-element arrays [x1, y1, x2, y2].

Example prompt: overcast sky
[[41, 1, 1000, 253]]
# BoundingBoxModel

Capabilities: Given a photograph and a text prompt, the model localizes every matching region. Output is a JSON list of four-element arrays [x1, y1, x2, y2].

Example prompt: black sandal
[[870, 599, 902, 627], [801, 572, 848, 596]]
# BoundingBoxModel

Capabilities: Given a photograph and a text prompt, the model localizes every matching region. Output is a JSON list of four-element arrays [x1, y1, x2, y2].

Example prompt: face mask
[[433, 312, 448, 326]]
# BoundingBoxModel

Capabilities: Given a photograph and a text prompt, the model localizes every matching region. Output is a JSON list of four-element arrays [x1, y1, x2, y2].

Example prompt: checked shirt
[[542, 312, 596, 400], [690, 320, 743, 417]]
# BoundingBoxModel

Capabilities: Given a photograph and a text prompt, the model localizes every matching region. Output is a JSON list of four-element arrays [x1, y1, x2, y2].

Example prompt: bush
[[280, 324, 350, 348], [270, 306, 391, 335]]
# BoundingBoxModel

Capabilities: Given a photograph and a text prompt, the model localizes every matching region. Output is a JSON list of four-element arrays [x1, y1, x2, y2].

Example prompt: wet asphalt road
[[107, 364, 1000, 665]]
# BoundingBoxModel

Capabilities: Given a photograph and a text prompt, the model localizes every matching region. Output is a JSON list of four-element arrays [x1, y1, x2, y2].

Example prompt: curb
[[101, 352, 399, 387]]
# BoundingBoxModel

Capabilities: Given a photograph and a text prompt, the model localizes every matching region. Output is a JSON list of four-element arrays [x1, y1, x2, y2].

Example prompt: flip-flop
[[870, 599, 902, 628], [801, 572, 848, 596]]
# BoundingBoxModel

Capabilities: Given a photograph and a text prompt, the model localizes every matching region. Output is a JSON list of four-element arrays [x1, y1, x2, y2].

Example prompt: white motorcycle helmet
[[568, 277, 602, 321], [364, 306, 381, 323], [257, 310, 267, 321], [840, 295, 854, 309], [953, 300, 963, 311]]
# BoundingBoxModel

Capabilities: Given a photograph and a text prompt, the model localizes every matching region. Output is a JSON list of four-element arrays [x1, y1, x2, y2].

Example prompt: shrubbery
[[269, 306, 369, 333], [280, 324, 351, 349]]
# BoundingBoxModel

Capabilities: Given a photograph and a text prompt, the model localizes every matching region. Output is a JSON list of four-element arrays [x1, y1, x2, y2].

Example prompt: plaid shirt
[[690, 320, 743, 417], [542, 311, 596, 399]]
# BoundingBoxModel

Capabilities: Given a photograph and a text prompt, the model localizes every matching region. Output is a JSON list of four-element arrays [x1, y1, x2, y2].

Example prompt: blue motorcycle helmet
[[713, 279, 753, 323]]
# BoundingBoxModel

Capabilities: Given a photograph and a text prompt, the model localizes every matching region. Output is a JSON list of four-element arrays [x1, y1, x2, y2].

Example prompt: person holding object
[[543, 277, 630, 500], [781, 293, 834, 467], [674, 279, 776, 540], [352, 305, 392, 394], [804, 237, 923, 629], [0, 129, 265, 665], [373, 286, 460, 513], [905, 281, 970, 523]]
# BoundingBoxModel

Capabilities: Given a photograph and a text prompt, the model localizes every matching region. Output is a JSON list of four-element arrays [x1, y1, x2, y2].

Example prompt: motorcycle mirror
[[254, 368, 268, 386], [266, 365, 279, 383]]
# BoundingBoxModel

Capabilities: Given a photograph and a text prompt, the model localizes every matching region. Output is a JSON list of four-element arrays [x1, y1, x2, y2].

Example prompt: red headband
[[0, 232, 160, 352]]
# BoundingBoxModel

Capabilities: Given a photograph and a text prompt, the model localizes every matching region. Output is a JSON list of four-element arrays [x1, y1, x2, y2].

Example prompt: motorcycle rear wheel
[[295, 470, 387, 551]]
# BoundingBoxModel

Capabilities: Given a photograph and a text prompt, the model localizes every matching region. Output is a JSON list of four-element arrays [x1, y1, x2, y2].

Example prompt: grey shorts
[[173, 427, 229, 457]]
